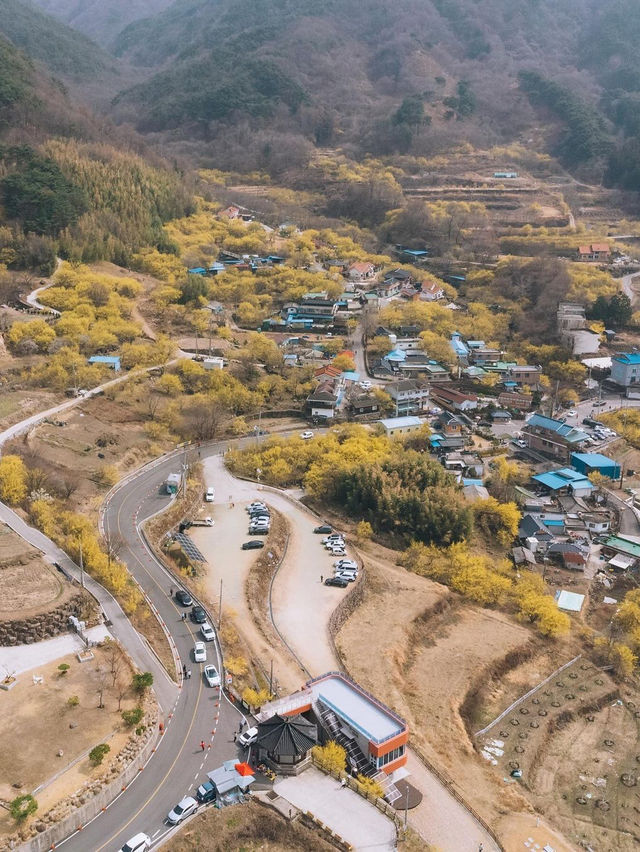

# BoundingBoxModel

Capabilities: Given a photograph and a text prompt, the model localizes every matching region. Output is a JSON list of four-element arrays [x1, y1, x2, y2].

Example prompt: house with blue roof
[[523, 413, 590, 461], [532, 468, 594, 498], [611, 353, 640, 388]]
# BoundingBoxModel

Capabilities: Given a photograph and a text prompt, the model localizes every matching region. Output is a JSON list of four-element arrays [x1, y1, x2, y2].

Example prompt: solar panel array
[[174, 532, 206, 562]]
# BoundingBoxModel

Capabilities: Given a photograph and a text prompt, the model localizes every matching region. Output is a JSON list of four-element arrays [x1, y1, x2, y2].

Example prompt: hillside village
[[6, 1, 640, 851]]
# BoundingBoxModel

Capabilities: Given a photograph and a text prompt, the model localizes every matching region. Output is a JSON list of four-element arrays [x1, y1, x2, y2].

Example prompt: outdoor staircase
[[371, 770, 402, 805], [318, 706, 373, 776], [317, 704, 403, 804]]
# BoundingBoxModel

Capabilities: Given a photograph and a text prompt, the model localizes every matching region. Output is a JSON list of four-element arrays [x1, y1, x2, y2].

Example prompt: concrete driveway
[[274, 768, 396, 851]]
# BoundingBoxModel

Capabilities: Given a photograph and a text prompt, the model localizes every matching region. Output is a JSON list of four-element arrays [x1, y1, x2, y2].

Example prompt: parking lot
[[191, 456, 356, 682]]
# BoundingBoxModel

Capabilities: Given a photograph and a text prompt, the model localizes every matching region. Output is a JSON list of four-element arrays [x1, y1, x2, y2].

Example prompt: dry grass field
[[0, 524, 81, 619], [336, 543, 535, 827], [166, 800, 335, 852], [0, 645, 141, 838]]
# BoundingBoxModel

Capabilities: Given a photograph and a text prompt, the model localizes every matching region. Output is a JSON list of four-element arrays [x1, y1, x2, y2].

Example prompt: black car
[[175, 589, 193, 607], [191, 605, 207, 623], [249, 527, 269, 535], [196, 780, 216, 804], [242, 540, 265, 550], [324, 577, 349, 588], [314, 525, 333, 534]]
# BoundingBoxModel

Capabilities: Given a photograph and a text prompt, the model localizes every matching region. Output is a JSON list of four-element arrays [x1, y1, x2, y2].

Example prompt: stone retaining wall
[[0, 593, 94, 646]]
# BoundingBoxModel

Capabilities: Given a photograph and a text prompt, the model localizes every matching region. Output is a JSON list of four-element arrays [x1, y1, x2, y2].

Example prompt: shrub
[[122, 707, 144, 727], [312, 741, 346, 774], [131, 672, 153, 695], [67, 695, 79, 708], [10, 794, 37, 822], [89, 743, 110, 766], [58, 663, 70, 676]]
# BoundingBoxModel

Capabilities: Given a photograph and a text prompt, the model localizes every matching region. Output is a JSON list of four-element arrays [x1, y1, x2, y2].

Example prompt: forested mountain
[[29, 0, 173, 48], [0, 0, 116, 80], [55, 0, 628, 186], [0, 19, 193, 275]]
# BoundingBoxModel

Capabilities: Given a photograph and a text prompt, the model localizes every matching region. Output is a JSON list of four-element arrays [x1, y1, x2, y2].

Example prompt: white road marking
[[151, 829, 161, 838]]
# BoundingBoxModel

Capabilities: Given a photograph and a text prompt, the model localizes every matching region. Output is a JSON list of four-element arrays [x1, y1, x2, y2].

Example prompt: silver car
[[167, 796, 197, 825]]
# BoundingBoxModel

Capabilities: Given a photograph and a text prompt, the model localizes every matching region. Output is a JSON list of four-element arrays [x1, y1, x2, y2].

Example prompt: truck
[[165, 473, 181, 495]]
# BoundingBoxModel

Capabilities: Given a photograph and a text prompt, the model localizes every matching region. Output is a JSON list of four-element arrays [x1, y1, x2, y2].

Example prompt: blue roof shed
[[570, 452, 621, 480], [88, 355, 121, 371]]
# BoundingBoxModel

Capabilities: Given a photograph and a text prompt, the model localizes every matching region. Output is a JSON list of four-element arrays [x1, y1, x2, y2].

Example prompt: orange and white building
[[256, 671, 409, 777]]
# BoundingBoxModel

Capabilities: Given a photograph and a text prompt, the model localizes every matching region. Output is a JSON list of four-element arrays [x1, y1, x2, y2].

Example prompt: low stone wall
[[0, 592, 94, 646]]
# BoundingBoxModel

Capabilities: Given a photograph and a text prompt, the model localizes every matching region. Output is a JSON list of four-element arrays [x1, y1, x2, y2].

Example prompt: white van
[[205, 486, 215, 502]]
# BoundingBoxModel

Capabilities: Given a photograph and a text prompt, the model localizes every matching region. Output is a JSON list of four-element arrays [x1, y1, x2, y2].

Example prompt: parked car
[[204, 664, 220, 687], [120, 834, 151, 852], [323, 535, 345, 546], [249, 526, 269, 535], [359, 380, 372, 390], [242, 540, 265, 550], [325, 576, 349, 588], [583, 417, 603, 427], [329, 546, 346, 556], [247, 502, 267, 512], [249, 514, 270, 523], [238, 726, 259, 747], [593, 400, 607, 407], [334, 559, 358, 570], [249, 523, 270, 532], [175, 589, 193, 607], [167, 796, 198, 825], [200, 622, 215, 642], [314, 524, 333, 534], [196, 780, 216, 804], [191, 605, 207, 624], [300, 430, 314, 439], [336, 570, 357, 582], [514, 439, 527, 448], [205, 486, 215, 502], [565, 409, 577, 417], [193, 642, 207, 663]]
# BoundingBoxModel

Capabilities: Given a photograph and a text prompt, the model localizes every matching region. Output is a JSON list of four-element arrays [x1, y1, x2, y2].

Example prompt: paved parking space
[[274, 767, 396, 851]]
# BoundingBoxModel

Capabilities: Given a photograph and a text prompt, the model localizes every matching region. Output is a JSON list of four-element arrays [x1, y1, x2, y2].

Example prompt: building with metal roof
[[570, 452, 620, 479], [88, 355, 121, 371], [532, 468, 594, 497], [556, 590, 585, 612], [611, 353, 640, 388], [379, 415, 423, 435], [523, 413, 590, 461]]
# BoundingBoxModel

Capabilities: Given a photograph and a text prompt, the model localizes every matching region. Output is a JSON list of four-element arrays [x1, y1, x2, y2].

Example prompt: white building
[[611, 353, 640, 388]]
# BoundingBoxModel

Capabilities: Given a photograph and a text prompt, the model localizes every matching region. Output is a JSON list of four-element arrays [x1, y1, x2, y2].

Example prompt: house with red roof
[[419, 281, 445, 302], [576, 243, 610, 262], [347, 261, 376, 280]]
